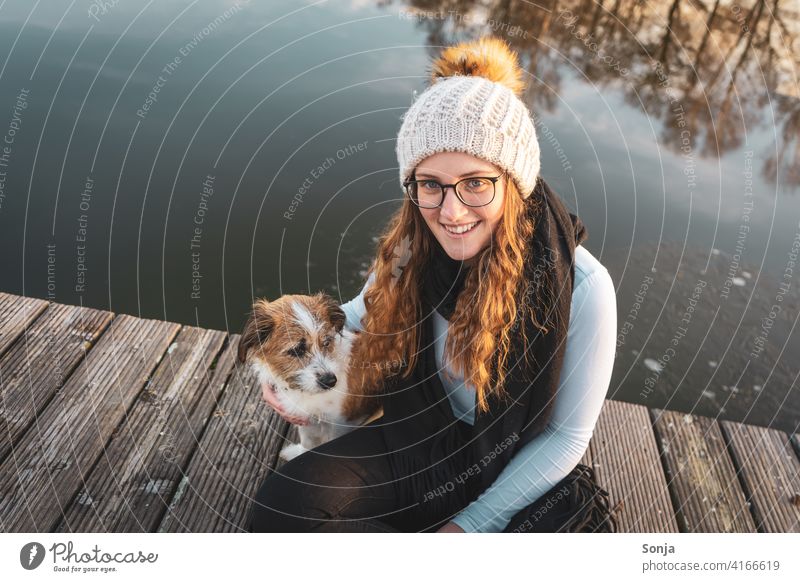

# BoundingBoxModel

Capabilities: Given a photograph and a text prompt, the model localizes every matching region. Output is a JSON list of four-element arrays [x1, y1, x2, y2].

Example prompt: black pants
[[248, 417, 616, 533]]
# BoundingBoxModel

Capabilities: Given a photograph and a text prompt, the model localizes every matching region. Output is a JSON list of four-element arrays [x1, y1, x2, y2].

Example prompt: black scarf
[[380, 177, 588, 505]]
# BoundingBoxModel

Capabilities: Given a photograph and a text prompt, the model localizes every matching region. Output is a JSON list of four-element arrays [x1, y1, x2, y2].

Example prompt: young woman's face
[[413, 151, 506, 263]]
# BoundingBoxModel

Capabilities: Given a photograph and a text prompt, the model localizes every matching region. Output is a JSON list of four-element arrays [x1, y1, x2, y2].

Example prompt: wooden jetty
[[0, 291, 798, 533]]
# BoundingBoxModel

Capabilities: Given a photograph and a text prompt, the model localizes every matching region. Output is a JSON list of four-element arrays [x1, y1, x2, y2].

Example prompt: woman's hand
[[260, 381, 310, 426], [437, 521, 465, 533]]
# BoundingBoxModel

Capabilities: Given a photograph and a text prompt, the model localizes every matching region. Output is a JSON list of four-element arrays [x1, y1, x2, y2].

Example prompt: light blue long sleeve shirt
[[340, 244, 617, 532]]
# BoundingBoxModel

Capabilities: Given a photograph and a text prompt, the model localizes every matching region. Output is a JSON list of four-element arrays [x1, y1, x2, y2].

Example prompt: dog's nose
[[316, 372, 337, 390]]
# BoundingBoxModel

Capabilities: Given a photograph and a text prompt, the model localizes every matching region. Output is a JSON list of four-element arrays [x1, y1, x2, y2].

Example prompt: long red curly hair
[[356, 174, 546, 414], [356, 36, 548, 414]]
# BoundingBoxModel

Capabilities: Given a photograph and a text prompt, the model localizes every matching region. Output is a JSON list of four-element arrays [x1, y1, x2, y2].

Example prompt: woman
[[248, 37, 617, 533]]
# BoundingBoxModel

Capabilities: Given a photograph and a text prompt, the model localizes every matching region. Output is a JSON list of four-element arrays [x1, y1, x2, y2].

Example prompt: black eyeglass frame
[[403, 171, 507, 208]]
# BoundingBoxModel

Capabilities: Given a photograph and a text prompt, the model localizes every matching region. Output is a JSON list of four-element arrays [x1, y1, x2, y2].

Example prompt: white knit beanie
[[396, 37, 541, 198]]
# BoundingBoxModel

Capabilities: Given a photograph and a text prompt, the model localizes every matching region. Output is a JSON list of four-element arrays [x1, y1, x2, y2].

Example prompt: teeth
[[443, 221, 479, 234]]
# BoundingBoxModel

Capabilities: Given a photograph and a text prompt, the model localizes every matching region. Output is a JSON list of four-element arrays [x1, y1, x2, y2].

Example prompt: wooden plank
[[57, 327, 228, 532], [0, 293, 49, 359], [0, 314, 180, 532], [720, 420, 800, 532], [586, 400, 678, 532], [158, 338, 288, 533], [652, 409, 756, 532], [0, 303, 113, 462]]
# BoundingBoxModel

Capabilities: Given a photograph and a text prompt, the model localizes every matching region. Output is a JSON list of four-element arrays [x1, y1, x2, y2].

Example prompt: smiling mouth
[[441, 220, 481, 235]]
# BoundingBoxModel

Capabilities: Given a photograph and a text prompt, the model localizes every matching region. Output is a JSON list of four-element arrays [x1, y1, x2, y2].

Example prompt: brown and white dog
[[237, 293, 382, 461]]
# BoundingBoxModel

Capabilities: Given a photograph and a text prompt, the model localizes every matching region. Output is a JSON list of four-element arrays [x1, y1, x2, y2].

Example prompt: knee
[[247, 453, 368, 533], [247, 469, 296, 532]]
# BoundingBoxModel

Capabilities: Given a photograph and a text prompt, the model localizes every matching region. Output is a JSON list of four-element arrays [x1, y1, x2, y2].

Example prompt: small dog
[[237, 292, 382, 461]]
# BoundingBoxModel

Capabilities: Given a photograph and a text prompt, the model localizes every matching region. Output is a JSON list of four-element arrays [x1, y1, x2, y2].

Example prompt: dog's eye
[[321, 335, 334, 348], [286, 342, 306, 358]]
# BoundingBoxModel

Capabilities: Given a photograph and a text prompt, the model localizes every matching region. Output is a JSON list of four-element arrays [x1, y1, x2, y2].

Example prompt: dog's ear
[[238, 300, 274, 363], [315, 293, 346, 333]]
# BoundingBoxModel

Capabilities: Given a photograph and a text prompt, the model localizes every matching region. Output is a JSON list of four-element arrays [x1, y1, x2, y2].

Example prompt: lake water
[[0, 0, 798, 433]]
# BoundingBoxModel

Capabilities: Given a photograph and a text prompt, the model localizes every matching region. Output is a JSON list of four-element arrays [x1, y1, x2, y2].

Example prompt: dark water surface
[[0, 0, 798, 432]]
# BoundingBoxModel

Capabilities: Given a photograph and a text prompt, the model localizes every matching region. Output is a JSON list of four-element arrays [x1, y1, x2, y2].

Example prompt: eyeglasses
[[403, 172, 505, 208]]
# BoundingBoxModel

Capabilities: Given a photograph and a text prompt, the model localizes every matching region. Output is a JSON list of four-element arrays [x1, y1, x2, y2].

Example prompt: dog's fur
[[237, 293, 382, 461]]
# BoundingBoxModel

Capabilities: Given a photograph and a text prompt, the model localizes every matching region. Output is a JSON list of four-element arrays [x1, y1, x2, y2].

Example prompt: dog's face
[[237, 293, 348, 393]]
